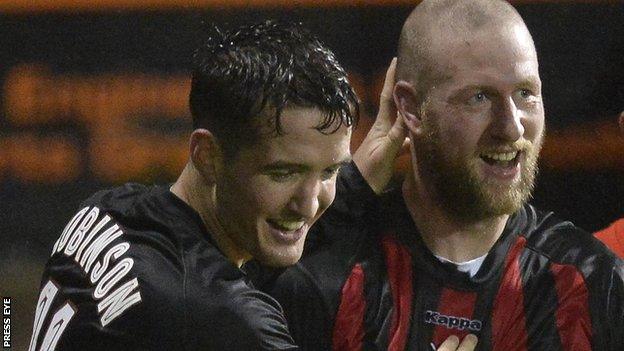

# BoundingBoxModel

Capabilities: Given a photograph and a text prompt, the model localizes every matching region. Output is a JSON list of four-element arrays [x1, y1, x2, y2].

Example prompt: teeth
[[481, 151, 518, 162], [270, 220, 305, 231]]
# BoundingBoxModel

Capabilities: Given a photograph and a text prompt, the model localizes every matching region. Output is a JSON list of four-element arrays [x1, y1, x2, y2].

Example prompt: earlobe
[[393, 81, 423, 135], [189, 129, 221, 184]]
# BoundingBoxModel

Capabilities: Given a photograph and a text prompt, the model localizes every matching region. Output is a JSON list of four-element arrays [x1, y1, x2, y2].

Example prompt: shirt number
[[28, 280, 76, 351]]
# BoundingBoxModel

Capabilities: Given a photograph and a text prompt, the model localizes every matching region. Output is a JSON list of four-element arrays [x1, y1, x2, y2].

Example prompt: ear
[[394, 80, 423, 136], [619, 111, 624, 134], [189, 129, 222, 184]]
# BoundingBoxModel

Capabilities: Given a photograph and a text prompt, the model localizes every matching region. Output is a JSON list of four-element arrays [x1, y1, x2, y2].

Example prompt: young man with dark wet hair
[[28, 20, 412, 350], [271, 1, 624, 350]]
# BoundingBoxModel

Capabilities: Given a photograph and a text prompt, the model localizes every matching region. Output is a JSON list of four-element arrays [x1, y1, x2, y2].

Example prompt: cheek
[[439, 123, 473, 157], [249, 178, 296, 216], [432, 106, 478, 147], [524, 110, 545, 142], [317, 181, 337, 215]]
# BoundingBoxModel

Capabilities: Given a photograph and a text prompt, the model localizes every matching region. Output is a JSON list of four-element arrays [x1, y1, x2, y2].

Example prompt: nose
[[288, 177, 322, 219], [491, 97, 524, 142]]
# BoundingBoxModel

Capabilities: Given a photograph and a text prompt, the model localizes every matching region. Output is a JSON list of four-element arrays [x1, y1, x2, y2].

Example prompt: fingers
[[387, 110, 408, 144], [376, 57, 398, 129], [436, 334, 478, 351], [457, 334, 478, 351], [436, 335, 459, 351], [380, 57, 397, 103]]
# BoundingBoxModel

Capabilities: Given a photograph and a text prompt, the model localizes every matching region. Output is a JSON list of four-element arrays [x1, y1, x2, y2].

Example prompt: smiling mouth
[[480, 150, 522, 168], [266, 219, 306, 232]]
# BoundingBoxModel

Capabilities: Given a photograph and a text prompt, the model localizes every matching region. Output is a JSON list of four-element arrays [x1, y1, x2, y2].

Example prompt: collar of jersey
[[378, 188, 530, 290]]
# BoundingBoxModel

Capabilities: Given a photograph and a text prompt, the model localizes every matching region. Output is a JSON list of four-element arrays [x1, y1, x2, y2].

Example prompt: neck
[[402, 165, 509, 263], [170, 163, 250, 267]]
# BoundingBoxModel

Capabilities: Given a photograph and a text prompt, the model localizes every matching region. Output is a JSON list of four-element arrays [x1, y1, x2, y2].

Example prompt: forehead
[[243, 107, 352, 164], [433, 23, 540, 89]]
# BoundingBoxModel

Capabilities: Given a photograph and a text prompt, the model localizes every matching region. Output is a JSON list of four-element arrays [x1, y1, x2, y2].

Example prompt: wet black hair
[[189, 20, 359, 159]]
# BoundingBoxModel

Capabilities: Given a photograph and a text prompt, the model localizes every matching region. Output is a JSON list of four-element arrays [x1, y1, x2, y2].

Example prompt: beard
[[414, 119, 542, 221]]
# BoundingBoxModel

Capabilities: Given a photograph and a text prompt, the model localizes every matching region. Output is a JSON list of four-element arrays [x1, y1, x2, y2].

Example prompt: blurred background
[[0, 0, 622, 349]]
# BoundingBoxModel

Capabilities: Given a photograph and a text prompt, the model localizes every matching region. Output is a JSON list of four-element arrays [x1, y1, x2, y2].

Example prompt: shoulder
[[35, 187, 189, 349], [49, 184, 186, 298], [518, 205, 623, 294], [520, 204, 618, 264], [81, 183, 151, 212]]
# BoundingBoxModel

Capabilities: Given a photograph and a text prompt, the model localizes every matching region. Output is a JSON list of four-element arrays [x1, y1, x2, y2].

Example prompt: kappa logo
[[424, 310, 482, 332]]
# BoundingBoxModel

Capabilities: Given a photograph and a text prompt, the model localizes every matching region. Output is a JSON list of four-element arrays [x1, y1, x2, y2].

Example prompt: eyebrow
[[450, 77, 541, 97], [451, 85, 488, 94], [516, 77, 541, 90], [260, 156, 352, 172]]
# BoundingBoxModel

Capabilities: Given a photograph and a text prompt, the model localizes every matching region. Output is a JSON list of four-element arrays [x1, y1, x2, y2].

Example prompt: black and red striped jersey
[[28, 163, 375, 351], [270, 189, 624, 351]]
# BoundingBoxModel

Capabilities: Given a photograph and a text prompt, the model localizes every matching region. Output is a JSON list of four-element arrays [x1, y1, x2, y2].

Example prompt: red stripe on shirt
[[381, 234, 413, 351], [430, 289, 478, 347], [595, 218, 624, 258], [491, 236, 528, 351], [332, 263, 366, 351], [550, 262, 592, 350]]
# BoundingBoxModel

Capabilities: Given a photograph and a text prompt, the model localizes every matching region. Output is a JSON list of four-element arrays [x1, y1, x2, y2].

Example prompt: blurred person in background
[[270, 1, 624, 350]]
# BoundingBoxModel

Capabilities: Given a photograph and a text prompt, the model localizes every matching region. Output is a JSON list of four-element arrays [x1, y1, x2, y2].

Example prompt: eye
[[514, 89, 541, 107], [519, 89, 532, 99], [469, 91, 488, 104], [266, 170, 298, 182]]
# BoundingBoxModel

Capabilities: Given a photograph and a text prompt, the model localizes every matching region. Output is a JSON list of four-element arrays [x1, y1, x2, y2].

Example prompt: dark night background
[[0, 1, 622, 349]]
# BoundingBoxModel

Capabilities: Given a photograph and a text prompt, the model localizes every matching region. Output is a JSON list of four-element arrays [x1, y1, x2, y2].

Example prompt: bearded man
[[270, 1, 624, 350]]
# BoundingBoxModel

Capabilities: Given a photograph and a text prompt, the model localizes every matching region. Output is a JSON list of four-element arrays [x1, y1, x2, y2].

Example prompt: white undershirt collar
[[434, 253, 488, 278]]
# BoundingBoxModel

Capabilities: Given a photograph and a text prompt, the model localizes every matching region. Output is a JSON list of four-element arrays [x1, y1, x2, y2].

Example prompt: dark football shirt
[[271, 189, 624, 351], [28, 163, 375, 351]]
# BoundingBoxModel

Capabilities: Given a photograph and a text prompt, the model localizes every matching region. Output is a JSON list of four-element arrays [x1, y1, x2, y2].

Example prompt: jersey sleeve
[[269, 263, 333, 351], [333, 161, 378, 217], [186, 277, 300, 350], [540, 220, 624, 351]]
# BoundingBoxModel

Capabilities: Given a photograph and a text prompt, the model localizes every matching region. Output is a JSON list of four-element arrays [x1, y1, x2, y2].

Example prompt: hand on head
[[352, 57, 409, 194]]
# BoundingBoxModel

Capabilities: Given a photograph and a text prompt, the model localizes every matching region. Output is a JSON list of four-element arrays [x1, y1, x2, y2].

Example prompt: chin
[[259, 254, 302, 268], [254, 225, 309, 267], [479, 186, 528, 216], [256, 245, 304, 267]]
